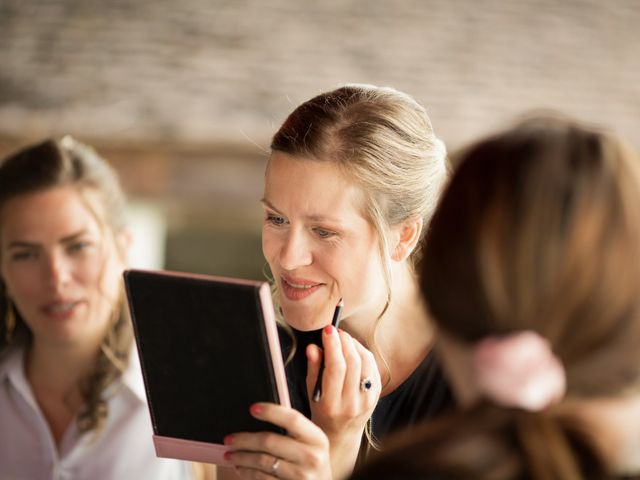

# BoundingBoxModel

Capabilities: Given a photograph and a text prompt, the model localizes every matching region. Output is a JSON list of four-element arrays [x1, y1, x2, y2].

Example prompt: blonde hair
[[271, 84, 447, 313], [270, 84, 448, 449]]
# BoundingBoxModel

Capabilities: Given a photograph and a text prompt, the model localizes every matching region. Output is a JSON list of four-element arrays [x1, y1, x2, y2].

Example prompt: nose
[[278, 228, 313, 271], [44, 251, 72, 291]]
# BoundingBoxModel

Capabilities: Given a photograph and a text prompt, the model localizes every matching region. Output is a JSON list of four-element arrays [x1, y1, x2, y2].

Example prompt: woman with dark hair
[[0, 137, 194, 478], [351, 116, 640, 479]]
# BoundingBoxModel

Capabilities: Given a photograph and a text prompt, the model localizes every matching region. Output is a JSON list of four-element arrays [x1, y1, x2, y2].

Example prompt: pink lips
[[40, 300, 83, 320], [280, 275, 323, 301]]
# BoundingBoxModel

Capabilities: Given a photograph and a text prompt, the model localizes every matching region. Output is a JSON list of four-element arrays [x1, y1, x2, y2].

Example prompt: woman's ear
[[391, 216, 423, 262]]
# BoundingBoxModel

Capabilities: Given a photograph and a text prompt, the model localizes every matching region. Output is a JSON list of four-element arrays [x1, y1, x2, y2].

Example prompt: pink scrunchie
[[472, 331, 566, 411]]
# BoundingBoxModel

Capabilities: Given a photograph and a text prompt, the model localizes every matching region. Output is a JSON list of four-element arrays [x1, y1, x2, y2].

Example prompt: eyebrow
[[260, 199, 344, 224], [7, 229, 90, 249]]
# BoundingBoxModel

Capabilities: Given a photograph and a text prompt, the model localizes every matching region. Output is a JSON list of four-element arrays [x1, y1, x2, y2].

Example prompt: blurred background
[[1, 0, 638, 279]]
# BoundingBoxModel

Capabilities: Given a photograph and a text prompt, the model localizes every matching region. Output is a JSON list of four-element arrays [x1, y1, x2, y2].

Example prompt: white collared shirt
[[0, 346, 194, 480]]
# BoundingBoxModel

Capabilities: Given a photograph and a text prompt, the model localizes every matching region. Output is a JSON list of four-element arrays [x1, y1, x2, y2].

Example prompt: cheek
[[81, 248, 123, 302], [1, 267, 44, 328], [1, 263, 40, 300], [261, 230, 279, 265], [75, 258, 105, 287], [99, 256, 126, 299], [344, 249, 387, 298]]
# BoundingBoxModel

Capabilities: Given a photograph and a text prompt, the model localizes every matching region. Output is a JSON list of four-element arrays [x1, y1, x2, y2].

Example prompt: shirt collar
[[0, 350, 12, 382], [0, 344, 25, 382], [1, 343, 148, 404], [0, 345, 42, 411]]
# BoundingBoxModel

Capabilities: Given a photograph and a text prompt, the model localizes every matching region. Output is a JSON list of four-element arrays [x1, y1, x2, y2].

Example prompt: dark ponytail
[[352, 404, 607, 480], [351, 117, 640, 480]]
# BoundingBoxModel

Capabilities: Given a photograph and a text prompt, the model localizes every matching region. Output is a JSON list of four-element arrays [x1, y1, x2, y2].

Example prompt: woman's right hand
[[305, 325, 381, 479], [221, 402, 332, 480]]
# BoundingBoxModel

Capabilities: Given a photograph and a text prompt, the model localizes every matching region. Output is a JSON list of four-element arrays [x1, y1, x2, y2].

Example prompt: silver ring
[[271, 457, 281, 473], [360, 377, 373, 392]]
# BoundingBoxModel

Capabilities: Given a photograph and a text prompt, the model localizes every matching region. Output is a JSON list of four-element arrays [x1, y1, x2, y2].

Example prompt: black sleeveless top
[[278, 326, 454, 442]]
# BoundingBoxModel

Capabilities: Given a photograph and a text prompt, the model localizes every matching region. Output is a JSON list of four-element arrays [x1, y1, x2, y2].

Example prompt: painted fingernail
[[324, 325, 333, 335], [250, 403, 263, 416], [224, 451, 233, 461], [223, 434, 234, 445]]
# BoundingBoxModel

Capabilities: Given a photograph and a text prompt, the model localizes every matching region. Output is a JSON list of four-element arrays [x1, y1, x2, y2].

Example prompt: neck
[[26, 338, 100, 399], [24, 339, 103, 448], [341, 262, 434, 393], [436, 331, 481, 408], [570, 392, 640, 475]]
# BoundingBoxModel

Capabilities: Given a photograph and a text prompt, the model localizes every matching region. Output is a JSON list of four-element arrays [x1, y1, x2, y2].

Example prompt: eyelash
[[9, 241, 92, 261], [265, 213, 287, 226], [11, 251, 37, 261], [313, 228, 336, 239], [67, 241, 91, 253], [265, 212, 339, 240], [265, 213, 338, 241]]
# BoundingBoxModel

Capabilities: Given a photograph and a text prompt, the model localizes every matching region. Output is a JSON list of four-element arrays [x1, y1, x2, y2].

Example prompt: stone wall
[[1, 0, 639, 275], [1, 0, 638, 148]]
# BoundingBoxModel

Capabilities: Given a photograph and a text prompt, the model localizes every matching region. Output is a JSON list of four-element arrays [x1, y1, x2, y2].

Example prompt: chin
[[288, 322, 323, 332], [281, 309, 324, 332]]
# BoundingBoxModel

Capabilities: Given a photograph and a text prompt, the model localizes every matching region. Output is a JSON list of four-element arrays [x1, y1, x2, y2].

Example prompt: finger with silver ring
[[360, 377, 373, 392], [271, 457, 281, 474]]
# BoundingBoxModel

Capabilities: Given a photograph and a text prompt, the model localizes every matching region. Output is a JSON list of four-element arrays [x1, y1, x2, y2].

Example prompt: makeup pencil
[[312, 299, 344, 402]]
